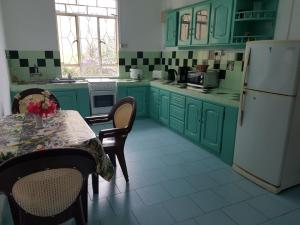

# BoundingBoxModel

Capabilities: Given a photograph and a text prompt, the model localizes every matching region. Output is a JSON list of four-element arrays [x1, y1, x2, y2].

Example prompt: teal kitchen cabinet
[[221, 106, 238, 165], [178, 8, 193, 46], [51, 90, 77, 111], [158, 90, 170, 126], [209, 0, 234, 44], [191, 2, 211, 45], [127, 87, 148, 117], [11, 88, 91, 117], [184, 97, 202, 142], [149, 87, 160, 120], [165, 10, 178, 47], [201, 102, 224, 153], [169, 92, 186, 134], [117, 85, 128, 100]]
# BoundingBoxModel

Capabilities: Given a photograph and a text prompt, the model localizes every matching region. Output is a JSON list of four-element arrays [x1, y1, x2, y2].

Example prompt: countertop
[[150, 81, 240, 108], [10, 79, 240, 107]]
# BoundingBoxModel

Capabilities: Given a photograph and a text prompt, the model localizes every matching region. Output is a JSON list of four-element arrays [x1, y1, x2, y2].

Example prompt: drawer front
[[170, 104, 185, 121], [170, 117, 184, 134], [170, 92, 185, 108]]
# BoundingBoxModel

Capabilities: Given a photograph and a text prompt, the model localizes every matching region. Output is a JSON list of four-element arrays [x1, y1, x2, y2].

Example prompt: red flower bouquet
[[27, 91, 57, 117]]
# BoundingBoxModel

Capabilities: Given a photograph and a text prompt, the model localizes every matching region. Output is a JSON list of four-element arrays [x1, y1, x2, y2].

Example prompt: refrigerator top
[[243, 40, 300, 96], [247, 40, 300, 46]]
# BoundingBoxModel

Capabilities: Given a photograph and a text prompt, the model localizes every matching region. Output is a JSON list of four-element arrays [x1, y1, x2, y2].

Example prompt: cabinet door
[[184, 98, 202, 142], [159, 90, 170, 126], [53, 91, 77, 111], [201, 102, 224, 153], [165, 11, 178, 47], [117, 86, 128, 100], [178, 8, 193, 46], [128, 87, 148, 117], [149, 88, 159, 120], [209, 0, 233, 44], [191, 3, 211, 45]]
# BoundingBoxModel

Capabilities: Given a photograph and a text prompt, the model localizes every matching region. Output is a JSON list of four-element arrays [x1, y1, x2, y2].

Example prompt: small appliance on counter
[[177, 66, 190, 83], [164, 69, 177, 83], [152, 70, 163, 80], [130, 68, 143, 80], [187, 69, 219, 89]]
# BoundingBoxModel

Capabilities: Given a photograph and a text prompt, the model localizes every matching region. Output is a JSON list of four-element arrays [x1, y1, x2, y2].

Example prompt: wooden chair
[[85, 97, 136, 193], [12, 88, 60, 114], [0, 148, 96, 225]]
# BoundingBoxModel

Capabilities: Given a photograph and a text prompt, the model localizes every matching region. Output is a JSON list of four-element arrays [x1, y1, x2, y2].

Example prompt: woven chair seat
[[12, 168, 83, 217]]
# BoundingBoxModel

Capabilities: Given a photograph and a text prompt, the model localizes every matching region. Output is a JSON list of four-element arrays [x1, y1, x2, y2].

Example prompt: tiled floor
[[2, 119, 300, 225]]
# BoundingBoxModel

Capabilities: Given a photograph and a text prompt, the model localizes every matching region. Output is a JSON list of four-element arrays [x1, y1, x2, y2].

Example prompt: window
[[55, 0, 118, 77]]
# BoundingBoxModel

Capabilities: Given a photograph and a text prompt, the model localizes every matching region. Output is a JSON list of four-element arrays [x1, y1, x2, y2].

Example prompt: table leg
[[82, 180, 88, 222], [92, 173, 99, 194]]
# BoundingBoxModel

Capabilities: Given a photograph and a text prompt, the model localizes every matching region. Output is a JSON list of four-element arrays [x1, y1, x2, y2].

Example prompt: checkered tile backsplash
[[119, 49, 244, 91], [6, 50, 61, 82], [118, 51, 162, 79]]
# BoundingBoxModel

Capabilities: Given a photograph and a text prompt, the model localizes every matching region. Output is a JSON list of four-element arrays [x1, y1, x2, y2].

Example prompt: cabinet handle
[[239, 90, 246, 126]]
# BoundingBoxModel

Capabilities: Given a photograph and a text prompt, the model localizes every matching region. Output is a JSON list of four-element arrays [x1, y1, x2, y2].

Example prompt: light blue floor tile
[[163, 196, 204, 222], [132, 204, 175, 225], [223, 202, 267, 225], [161, 165, 190, 180], [107, 191, 145, 215], [185, 174, 218, 191], [99, 213, 138, 225], [174, 219, 198, 225], [209, 168, 244, 185], [161, 178, 197, 197], [136, 184, 173, 205], [213, 183, 252, 203], [235, 179, 268, 197], [261, 209, 300, 225], [195, 211, 237, 225], [247, 194, 295, 218], [190, 190, 229, 212]]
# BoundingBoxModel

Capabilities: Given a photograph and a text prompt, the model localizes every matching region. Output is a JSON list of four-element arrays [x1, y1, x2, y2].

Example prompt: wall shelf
[[235, 10, 276, 21], [232, 35, 273, 44]]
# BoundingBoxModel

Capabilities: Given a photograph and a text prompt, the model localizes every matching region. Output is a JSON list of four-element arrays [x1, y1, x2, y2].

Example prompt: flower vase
[[34, 115, 44, 129]]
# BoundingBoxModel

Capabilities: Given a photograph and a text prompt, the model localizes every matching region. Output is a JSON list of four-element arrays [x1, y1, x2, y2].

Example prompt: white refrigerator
[[233, 40, 300, 193]]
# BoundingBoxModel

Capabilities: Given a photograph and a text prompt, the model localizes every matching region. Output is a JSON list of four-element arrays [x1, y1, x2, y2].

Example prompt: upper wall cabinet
[[165, 11, 179, 47], [209, 0, 234, 44], [231, 0, 279, 45], [191, 3, 211, 45], [178, 8, 193, 46]]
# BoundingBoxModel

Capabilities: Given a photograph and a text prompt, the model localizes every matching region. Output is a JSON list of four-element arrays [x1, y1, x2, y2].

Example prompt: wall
[[119, 0, 163, 51], [1, 0, 59, 51], [0, 0, 11, 117]]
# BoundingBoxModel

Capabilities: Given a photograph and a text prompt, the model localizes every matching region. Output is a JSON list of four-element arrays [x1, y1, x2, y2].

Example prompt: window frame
[[55, 1, 119, 78]]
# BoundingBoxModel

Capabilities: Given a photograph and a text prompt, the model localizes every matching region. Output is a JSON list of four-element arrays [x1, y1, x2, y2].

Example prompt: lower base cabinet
[[184, 98, 202, 142], [158, 90, 170, 126], [117, 85, 149, 117], [11, 88, 90, 117], [200, 102, 224, 153], [149, 87, 159, 120]]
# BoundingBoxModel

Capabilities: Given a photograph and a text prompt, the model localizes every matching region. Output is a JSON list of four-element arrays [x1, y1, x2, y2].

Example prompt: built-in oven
[[87, 79, 117, 115]]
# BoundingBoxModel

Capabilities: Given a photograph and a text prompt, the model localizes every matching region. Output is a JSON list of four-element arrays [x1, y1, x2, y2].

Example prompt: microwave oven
[[187, 70, 219, 89]]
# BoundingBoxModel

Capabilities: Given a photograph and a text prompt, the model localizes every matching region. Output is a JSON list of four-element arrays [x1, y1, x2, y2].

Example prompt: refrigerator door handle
[[243, 48, 251, 87], [239, 90, 246, 126]]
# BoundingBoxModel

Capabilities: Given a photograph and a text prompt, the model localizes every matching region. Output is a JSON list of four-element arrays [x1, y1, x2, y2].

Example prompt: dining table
[[0, 110, 114, 222]]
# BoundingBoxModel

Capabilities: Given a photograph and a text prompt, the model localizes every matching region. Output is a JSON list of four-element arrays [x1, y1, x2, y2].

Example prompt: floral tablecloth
[[0, 110, 114, 181]]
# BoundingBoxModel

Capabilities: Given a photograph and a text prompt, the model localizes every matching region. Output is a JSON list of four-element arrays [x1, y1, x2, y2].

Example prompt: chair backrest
[[0, 149, 95, 218], [12, 88, 60, 114], [110, 97, 136, 132]]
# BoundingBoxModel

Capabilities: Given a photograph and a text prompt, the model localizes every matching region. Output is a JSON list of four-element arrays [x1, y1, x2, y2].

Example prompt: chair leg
[[92, 173, 99, 194], [116, 151, 129, 182], [8, 198, 21, 225], [107, 152, 116, 167], [74, 198, 86, 225], [82, 180, 88, 222]]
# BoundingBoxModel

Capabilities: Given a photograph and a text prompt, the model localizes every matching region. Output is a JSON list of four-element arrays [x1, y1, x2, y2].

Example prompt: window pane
[[88, 6, 108, 16], [56, 0, 76, 4], [79, 16, 101, 76], [99, 18, 117, 66], [78, 0, 97, 6], [57, 15, 78, 65], [97, 0, 116, 8], [66, 5, 87, 14], [55, 4, 65, 13]]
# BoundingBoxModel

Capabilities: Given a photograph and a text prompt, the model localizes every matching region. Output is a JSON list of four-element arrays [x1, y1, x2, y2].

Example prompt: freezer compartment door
[[245, 41, 300, 96], [234, 89, 294, 186]]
